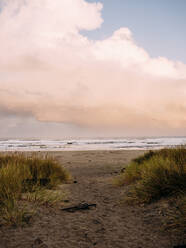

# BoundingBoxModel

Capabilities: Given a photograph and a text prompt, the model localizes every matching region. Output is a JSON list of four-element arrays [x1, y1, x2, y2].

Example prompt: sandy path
[[0, 150, 183, 248]]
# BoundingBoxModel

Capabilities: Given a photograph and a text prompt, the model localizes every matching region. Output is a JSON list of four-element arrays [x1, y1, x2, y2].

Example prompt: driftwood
[[61, 203, 97, 212]]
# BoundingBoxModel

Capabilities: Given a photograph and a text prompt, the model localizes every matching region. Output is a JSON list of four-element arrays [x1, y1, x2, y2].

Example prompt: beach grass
[[0, 153, 70, 226], [115, 147, 186, 232], [24, 188, 66, 207]]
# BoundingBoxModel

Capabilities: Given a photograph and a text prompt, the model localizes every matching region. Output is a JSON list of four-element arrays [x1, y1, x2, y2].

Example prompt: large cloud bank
[[0, 0, 186, 135]]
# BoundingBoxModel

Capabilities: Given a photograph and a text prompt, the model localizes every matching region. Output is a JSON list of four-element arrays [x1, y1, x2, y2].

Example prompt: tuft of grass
[[114, 161, 143, 186], [0, 153, 70, 226], [0, 199, 31, 226], [131, 156, 186, 203], [117, 147, 186, 200], [0, 154, 70, 190], [116, 147, 186, 233], [24, 189, 66, 207]]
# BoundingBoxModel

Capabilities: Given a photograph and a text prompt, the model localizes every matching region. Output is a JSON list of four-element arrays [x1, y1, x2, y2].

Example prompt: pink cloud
[[0, 0, 186, 133]]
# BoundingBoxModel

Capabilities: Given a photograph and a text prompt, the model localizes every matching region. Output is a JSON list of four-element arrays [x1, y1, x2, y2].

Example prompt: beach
[[0, 150, 184, 248]]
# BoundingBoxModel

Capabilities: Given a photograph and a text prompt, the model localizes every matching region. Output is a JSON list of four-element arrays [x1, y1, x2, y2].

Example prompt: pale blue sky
[[84, 0, 186, 63]]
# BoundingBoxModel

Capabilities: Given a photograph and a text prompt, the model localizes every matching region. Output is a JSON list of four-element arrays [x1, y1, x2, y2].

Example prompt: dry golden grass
[[115, 147, 186, 233], [0, 153, 70, 226]]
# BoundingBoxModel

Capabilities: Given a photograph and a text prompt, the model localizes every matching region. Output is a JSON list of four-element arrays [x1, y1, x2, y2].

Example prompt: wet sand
[[0, 150, 184, 248]]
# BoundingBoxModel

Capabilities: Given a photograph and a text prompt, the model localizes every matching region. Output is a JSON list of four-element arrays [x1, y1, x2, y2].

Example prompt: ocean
[[0, 137, 185, 151]]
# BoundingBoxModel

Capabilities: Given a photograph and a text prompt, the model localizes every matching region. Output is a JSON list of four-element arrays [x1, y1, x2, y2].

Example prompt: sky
[[85, 0, 186, 63], [0, 0, 186, 138]]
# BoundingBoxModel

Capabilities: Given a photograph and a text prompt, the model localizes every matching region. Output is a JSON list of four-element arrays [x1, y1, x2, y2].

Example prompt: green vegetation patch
[[117, 147, 186, 202], [116, 147, 186, 233], [0, 153, 70, 226]]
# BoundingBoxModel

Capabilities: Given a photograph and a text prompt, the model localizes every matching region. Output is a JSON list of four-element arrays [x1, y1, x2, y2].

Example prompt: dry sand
[[0, 150, 184, 248]]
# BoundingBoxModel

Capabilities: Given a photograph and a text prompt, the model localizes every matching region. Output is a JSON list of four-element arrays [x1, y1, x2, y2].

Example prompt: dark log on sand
[[61, 203, 97, 213]]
